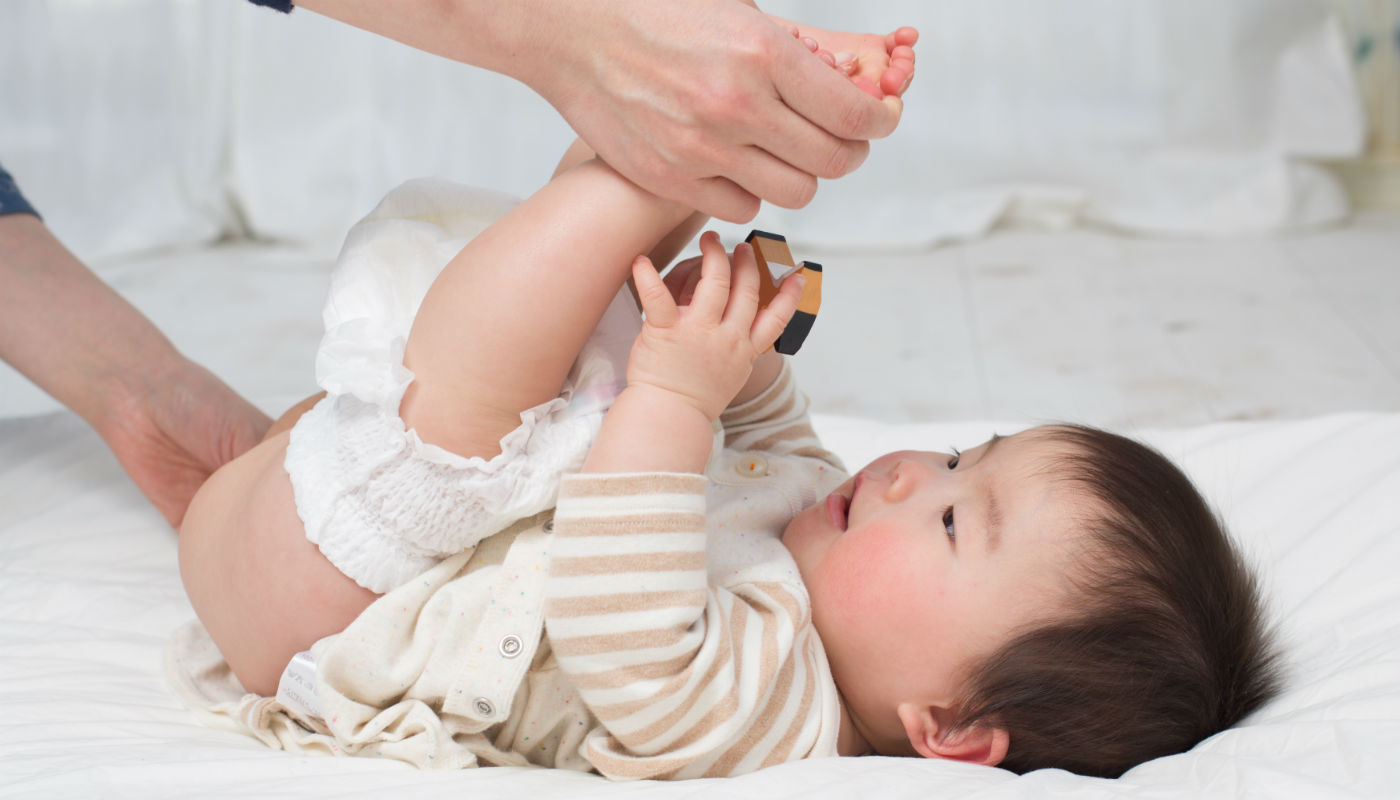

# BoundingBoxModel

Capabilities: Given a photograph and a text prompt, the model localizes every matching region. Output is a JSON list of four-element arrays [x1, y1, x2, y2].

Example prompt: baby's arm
[[545, 242, 815, 777]]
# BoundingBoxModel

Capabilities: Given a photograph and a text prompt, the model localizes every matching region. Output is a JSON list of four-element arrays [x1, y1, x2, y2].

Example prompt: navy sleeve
[[247, 0, 293, 12], [0, 164, 40, 220]]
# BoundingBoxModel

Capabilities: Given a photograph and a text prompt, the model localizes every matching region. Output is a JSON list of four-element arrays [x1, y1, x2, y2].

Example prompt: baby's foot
[[785, 24, 918, 99]]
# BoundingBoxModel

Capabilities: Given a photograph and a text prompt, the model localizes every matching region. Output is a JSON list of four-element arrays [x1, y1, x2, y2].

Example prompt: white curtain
[[0, 0, 1366, 261], [0, 0, 235, 260]]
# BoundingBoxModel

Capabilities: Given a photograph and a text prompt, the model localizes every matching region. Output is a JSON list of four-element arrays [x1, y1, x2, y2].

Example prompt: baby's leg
[[398, 158, 695, 460]]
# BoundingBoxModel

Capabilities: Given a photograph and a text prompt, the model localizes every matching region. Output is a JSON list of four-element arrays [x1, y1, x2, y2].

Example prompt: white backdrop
[[0, 0, 1367, 261]]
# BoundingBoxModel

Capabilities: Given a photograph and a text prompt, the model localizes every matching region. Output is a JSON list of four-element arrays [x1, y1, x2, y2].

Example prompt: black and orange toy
[[745, 229, 822, 356]]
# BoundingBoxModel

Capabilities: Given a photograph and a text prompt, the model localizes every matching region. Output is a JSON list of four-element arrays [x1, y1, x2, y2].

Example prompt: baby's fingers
[[632, 255, 679, 327], [749, 271, 806, 353], [723, 242, 762, 327], [690, 231, 733, 320]]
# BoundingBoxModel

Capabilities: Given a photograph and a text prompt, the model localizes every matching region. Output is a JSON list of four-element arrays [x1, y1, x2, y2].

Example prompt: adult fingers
[[723, 242, 762, 326], [716, 143, 821, 212], [685, 175, 761, 225], [769, 32, 901, 142], [749, 271, 804, 353], [632, 255, 678, 328], [740, 98, 873, 190], [689, 231, 733, 319]]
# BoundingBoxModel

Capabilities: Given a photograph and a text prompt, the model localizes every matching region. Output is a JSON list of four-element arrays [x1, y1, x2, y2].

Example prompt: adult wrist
[[85, 340, 186, 444]]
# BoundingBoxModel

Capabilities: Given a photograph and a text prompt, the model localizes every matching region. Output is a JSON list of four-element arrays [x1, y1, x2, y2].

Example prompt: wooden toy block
[[746, 229, 822, 355]]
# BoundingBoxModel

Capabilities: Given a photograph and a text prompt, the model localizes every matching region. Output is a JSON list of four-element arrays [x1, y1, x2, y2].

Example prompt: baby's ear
[[896, 702, 1009, 767]]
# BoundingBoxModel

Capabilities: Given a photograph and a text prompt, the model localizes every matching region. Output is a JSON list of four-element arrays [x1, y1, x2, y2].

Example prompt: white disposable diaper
[[285, 179, 638, 593]]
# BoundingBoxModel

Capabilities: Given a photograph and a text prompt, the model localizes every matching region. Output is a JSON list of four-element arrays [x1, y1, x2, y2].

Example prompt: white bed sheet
[[1, 405, 1397, 799]]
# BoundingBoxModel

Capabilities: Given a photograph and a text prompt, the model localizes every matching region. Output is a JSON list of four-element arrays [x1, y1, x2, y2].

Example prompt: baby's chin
[[780, 500, 832, 572]]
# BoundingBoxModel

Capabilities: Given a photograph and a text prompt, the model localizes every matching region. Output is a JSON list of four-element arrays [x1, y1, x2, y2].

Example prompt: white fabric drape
[[0, 0, 1366, 260]]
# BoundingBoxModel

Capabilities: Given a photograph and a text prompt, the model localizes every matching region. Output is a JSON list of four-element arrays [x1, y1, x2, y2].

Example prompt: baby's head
[[782, 424, 1280, 777]]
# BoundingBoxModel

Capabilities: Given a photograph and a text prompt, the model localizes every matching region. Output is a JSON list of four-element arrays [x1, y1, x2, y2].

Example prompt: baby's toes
[[879, 66, 911, 98], [882, 46, 915, 96], [885, 26, 919, 51]]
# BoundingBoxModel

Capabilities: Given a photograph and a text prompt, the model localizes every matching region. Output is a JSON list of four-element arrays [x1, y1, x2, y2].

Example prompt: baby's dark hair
[[948, 424, 1281, 778]]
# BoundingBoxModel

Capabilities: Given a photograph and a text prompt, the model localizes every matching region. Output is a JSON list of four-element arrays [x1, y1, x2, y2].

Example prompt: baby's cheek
[[819, 524, 930, 618]]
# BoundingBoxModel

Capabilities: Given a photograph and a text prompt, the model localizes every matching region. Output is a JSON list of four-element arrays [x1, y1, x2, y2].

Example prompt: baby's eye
[[943, 507, 956, 541], [946, 448, 961, 470]]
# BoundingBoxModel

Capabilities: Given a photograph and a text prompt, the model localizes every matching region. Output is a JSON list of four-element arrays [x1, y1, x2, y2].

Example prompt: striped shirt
[[545, 363, 848, 778]]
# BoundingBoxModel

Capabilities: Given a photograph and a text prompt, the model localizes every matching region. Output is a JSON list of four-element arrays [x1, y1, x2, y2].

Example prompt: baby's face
[[781, 430, 1089, 734]]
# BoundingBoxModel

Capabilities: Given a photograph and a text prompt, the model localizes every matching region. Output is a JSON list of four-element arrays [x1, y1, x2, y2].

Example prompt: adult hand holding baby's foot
[[506, 2, 916, 224]]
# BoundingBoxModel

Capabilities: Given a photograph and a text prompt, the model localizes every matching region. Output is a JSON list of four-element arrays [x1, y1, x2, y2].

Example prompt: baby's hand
[[627, 231, 804, 421]]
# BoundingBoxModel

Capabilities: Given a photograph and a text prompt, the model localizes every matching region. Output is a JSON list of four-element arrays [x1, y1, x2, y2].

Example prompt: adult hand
[[101, 358, 270, 527], [295, 0, 917, 223], [521, 1, 913, 222], [0, 213, 270, 528]]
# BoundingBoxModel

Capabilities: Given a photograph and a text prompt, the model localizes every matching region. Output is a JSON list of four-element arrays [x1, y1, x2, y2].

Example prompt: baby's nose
[[887, 458, 933, 501]]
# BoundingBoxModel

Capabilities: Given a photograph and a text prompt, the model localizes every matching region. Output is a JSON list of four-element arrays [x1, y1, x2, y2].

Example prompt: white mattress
[[2, 405, 1397, 798]]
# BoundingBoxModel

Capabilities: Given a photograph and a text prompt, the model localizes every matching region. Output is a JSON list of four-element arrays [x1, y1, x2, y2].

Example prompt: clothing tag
[[275, 650, 324, 722]]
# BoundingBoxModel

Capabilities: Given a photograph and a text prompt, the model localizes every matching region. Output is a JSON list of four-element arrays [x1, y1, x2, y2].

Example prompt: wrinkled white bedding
[[2, 407, 1397, 798]]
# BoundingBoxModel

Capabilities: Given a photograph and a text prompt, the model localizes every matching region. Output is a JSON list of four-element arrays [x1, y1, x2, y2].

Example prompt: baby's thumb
[[750, 272, 805, 352]]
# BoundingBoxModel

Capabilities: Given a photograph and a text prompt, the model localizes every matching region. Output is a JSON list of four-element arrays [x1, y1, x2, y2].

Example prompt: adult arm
[[287, 0, 913, 223], [0, 212, 270, 526]]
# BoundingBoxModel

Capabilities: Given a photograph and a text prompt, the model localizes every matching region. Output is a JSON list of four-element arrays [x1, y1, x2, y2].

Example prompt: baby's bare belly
[[178, 430, 378, 696]]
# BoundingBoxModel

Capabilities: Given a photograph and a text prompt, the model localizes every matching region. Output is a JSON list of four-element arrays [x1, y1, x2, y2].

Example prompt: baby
[[174, 38, 1277, 782]]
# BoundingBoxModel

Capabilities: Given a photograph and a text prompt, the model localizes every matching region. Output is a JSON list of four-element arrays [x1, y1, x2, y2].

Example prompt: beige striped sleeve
[[719, 361, 843, 470], [545, 473, 828, 779]]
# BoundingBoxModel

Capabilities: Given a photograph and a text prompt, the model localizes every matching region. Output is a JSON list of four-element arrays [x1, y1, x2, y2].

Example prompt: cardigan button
[[499, 634, 523, 658], [474, 697, 495, 717], [734, 453, 769, 477], [542, 517, 554, 533]]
